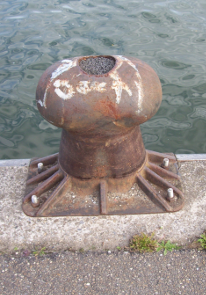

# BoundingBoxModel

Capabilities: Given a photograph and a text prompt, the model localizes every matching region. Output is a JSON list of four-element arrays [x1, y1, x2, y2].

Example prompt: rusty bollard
[[22, 55, 184, 217]]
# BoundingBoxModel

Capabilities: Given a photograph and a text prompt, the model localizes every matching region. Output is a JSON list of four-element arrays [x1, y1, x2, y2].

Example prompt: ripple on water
[[0, 0, 206, 158]]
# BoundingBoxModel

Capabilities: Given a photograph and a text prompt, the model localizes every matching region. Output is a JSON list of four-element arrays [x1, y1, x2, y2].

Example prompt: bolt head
[[31, 195, 39, 204], [163, 158, 169, 167], [167, 188, 174, 200]]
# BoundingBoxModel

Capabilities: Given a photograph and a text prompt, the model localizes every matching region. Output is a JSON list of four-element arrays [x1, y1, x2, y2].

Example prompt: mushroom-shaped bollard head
[[36, 55, 162, 138]]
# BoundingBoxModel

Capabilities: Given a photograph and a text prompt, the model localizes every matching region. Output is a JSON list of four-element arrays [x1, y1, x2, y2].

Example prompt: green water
[[0, 0, 206, 159]]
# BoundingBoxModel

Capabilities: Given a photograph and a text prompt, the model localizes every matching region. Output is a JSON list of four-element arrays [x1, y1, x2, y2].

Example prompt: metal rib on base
[[22, 150, 184, 217]]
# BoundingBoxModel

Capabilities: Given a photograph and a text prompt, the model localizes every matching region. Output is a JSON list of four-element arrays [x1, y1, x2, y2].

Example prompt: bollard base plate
[[22, 151, 184, 217]]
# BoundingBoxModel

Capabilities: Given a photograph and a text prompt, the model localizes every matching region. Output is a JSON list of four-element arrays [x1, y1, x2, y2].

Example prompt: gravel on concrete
[[0, 249, 206, 295], [79, 56, 115, 75]]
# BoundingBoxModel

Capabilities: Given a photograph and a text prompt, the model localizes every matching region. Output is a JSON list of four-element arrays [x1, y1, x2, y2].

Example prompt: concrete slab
[[0, 159, 30, 167], [0, 158, 205, 253], [176, 154, 206, 161]]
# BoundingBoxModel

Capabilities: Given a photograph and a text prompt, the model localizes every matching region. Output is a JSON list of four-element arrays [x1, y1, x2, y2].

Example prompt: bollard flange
[[22, 150, 184, 217]]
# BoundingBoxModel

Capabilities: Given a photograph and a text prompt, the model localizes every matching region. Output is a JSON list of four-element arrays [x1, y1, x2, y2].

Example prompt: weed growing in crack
[[198, 233, 206, 249], [157, 241, 180, 255], [129, 233, 158, 253], [32, 247, 46, 256], [129, 233, 181, 255]]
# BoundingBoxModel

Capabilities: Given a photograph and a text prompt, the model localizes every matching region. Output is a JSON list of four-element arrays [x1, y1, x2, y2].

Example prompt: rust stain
[[94, 97, 121, 120]]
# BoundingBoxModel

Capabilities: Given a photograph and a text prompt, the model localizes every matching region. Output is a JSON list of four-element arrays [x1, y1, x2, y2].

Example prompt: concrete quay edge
[[0, 155, 206, 253], [1, 154, 206, 167]]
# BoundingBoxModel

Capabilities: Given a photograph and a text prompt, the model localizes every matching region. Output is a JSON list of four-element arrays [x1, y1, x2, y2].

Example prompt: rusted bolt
[[162, 158, 169, 168], [38, 162, 43, 173], [167, 188, 174, 201], [31, 195, 39, 207]]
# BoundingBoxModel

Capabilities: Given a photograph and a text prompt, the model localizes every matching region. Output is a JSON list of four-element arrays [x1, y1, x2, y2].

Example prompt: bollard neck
[[59, 126, 146, 179]]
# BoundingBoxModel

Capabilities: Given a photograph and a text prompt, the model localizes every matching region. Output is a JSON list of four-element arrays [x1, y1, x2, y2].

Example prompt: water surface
[[0, 0, 206, 159]]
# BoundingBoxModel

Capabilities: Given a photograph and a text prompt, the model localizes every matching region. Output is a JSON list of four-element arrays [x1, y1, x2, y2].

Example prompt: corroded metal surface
[[22, 151, 184, 217], [59, 125, 146, 178], [36, 55, 162, 135], [36, 55, 161, 179], [22, 55, 184, 216]]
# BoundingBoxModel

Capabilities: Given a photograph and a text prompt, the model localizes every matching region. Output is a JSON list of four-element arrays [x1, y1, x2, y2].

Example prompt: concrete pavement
[[0, 249, 206, 294]]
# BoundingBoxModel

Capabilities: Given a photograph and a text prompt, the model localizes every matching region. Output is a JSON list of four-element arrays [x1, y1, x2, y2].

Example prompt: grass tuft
[[129, 233, 158, 253], [198, 233, 206, 249]]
